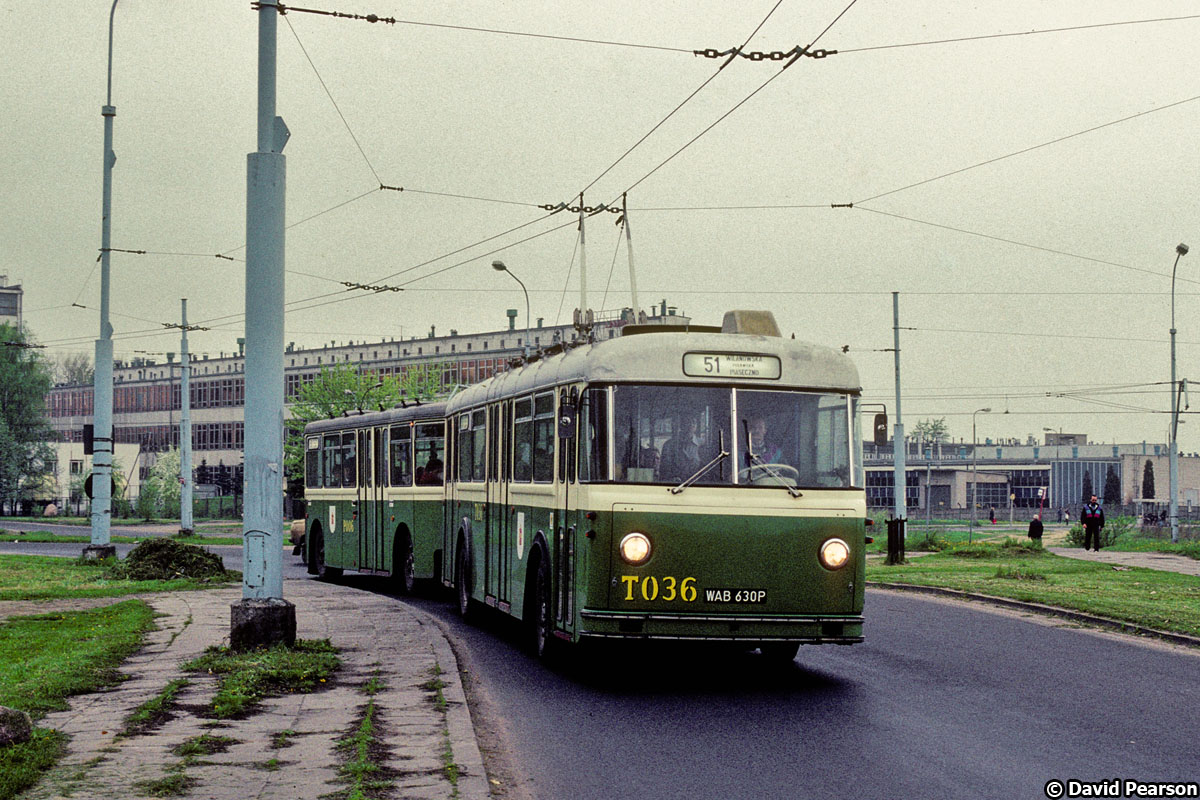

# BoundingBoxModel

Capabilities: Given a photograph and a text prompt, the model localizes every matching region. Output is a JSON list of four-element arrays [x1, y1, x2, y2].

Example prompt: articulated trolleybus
[[304, 310, 867, 660]]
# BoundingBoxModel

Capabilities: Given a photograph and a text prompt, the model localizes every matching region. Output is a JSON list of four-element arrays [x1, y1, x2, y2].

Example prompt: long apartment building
[[46, 303, 690, 479]]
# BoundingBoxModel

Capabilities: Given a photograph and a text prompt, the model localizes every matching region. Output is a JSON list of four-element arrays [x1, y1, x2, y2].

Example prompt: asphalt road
[[390, 584, 1200, 800], [5, 542, 1197, 799]]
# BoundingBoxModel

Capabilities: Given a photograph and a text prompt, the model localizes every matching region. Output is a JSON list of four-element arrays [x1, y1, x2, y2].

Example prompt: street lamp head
[[1178, 243, 1189, 257], [978, 407, 991, 414], [491, 260, 507, 272]]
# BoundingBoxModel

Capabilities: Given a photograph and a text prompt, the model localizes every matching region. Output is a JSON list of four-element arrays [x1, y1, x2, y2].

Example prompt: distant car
[[290, 519, 306, 555]]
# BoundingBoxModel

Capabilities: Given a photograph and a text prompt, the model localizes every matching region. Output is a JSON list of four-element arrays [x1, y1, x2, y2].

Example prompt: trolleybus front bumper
[[579, 609, 864, 644]]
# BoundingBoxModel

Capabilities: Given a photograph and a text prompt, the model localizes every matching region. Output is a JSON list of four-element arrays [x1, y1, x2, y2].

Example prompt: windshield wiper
[[670, 448, 729, 495], [743, 450, 803, 498]]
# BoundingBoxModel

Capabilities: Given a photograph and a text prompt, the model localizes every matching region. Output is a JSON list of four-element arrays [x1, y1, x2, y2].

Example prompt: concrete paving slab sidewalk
[[18, 580, 489, 800], [1047, 546, 1200, 576]]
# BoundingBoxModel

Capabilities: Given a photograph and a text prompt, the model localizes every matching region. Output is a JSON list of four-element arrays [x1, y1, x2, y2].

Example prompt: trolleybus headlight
[[819, 538, 850, 570], [619, 532, 652, 565]]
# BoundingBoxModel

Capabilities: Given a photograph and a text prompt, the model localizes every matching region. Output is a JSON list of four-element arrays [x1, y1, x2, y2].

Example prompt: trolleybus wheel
[[393, 532, 415, 594], [758, 641, 799, 664], [455, 544, 475, 621], [314, 530, 342, 582], [532, 556, 554, 661]]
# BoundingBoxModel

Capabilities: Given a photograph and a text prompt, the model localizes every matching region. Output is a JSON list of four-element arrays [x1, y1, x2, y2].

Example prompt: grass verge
[[0, 600, 158, 800], [0, 530, 243, 546], [867, 539, 1200, 637], [119, 678, 190, 738], [0, 554, 237, 602], [182, 639, 339, 718]]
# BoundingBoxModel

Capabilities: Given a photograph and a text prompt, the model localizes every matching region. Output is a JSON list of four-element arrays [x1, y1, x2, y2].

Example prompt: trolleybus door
[[373, 427, 385, 572], [555, 388, 578, 636], [357, 429, 376, 571]]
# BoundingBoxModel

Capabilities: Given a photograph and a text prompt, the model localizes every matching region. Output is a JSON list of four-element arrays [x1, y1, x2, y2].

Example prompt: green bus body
[[305, 326, 867, 649]]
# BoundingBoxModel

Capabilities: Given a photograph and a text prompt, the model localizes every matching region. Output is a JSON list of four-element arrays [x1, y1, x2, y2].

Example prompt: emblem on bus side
[[516, 512, 525, 559]]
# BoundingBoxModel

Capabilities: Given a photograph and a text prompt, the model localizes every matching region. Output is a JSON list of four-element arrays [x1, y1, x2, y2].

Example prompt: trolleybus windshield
[[611, 385, 854, 488]]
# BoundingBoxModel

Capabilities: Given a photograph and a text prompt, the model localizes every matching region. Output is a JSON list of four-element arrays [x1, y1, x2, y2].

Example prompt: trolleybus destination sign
[[682, 352, 781, 380]]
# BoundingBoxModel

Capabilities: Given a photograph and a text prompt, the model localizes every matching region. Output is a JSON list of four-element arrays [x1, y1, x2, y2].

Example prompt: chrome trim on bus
[[579, 633, 864, 643], [580, 610, 864, 624]]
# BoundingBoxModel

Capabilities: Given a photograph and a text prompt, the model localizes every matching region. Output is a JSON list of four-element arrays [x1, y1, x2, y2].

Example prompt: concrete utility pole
[[622, 194, 640, 317], [970, 407, 991, 543], [85, 0, 121, 561], [892, 292, 906, 523], [179, 299, 193, 536], [1169, 242, 1189, 544], [231, 0, 294, 650]]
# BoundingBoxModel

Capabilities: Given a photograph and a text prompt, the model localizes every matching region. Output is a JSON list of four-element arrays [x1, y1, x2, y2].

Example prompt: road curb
[[867, 581, 1200, 649], [408, 606, 491, 800]]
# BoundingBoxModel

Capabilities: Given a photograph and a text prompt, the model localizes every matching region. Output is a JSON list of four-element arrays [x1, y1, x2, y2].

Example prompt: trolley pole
[[84, 0, 121, 561], [892, 293, 906, 524], [622, 193, 640, 317], [179, 299, 193, 536], [231, 0, 295, 650], [578, 195, 588, 318]]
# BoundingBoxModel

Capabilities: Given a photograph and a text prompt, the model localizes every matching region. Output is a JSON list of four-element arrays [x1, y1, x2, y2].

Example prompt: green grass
[[120, 678, 190, 738], [0, 601, 158, 800], [0, 729, 67, 800], [134, 768, 194, 797], [182, 639, 340, 718], [1102, 535, 1200, 561], [172, 733, 238, 758], [0, 554, 235, 601], [0, 530, 243, 546], [868, 540, 1200, 636]]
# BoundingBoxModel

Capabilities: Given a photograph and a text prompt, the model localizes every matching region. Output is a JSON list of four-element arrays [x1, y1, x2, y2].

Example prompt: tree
[[284, 364, 404, 485], [400, 361, 447, 402], [1103, 464, 1120, 506], [1142, 459, 1155, 499], [1080, 470, 1093, 504], [0, 324, 54, 509], [910, 417, 950, 444], [142, 448, 182, 518], [51, 352, 93, 385]]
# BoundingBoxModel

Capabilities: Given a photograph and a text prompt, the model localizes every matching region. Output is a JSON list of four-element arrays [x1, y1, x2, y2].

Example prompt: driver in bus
[[746, 416, 783, 465]]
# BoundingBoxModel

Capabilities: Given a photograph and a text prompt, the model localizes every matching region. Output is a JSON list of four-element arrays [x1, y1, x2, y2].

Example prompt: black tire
[[393, 531, 415, 594], [758, 641, 799, 664], [455, 542, 475, 621], [314, 530, 342, 581], [531, 554, 555, 661]]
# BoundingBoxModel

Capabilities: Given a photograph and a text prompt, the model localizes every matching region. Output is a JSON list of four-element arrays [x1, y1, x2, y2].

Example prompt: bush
[[107, 539, 231, 582], [1065, 514, 1134, 548], [950, 537, 1045, 559], [907, 532, 951, 552]]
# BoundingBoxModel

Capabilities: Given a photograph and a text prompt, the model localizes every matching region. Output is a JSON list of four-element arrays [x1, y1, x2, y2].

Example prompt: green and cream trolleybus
[[305, 311, 867, 660]]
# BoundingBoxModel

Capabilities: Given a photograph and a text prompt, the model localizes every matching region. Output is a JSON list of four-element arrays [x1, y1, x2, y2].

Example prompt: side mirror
[[873, 413, 888, 447]]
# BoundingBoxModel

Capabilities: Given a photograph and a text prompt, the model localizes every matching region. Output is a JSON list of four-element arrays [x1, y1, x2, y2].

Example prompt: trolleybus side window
[[513, 398, 533, 482], [389, 425, 413, 487], [342, 433, 357, 488], [414, 422, 445, 485], [472, 409, 487, 482], [305, 437, 321, 488], [456, 414, 473, 482], [578, 387, 608, 483], [322, 434, 342, 487], [533, 392, 555, 483]]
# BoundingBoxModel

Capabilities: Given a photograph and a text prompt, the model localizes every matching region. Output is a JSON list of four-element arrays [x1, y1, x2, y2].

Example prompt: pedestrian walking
[[1028, 514, 1044, 542], [989, 506, 996, 524], [1081, 494, 1105, 551]]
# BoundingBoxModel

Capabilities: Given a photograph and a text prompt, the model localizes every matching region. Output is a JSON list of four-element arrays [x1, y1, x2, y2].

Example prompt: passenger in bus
[[416, 455, 443, 485], [659, 413, 707, 482]]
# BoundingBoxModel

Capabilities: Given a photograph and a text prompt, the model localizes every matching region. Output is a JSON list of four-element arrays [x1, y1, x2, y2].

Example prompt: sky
[[3, 1, 1200, 451]]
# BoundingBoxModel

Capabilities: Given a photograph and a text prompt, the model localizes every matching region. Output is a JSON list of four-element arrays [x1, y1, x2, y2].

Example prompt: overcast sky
[[4, 1, 1199, 450]]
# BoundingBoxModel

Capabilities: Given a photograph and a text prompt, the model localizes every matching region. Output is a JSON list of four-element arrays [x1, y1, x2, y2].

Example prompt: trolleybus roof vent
[[721, 310, 781, 337]]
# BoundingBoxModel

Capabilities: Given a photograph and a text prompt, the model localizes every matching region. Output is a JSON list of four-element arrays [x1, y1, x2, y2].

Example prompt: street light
[[492, 260, 530, 358], [86, 0, 121, 560], [970, 407, 992, 541], [1170, 242, 1189, 543]]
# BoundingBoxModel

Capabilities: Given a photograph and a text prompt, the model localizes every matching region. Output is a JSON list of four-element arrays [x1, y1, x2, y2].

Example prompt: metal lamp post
[[970, 407, 991, 542], [85, 0, 121, 560], [492, 260, 530, 358], [1170, 242, 1189, 543]]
